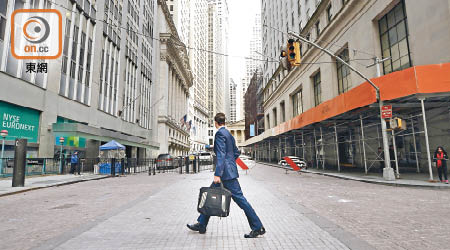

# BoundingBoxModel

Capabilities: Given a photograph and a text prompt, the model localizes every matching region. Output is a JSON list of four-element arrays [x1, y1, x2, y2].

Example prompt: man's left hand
[[213, 176, 221, 184]]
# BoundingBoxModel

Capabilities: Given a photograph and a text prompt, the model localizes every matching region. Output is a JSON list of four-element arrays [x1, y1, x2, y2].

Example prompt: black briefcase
[[197, 182, 232, 217]]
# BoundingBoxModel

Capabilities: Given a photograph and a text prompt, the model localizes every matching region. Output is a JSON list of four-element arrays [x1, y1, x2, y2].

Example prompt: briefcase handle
[[211, 181, 225, 190]]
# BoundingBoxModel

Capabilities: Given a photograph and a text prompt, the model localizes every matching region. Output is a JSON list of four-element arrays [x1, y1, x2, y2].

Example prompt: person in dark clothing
[[433, 146, 448, 184], [70, 152, 79, 175], [187, 113, 265, 238]]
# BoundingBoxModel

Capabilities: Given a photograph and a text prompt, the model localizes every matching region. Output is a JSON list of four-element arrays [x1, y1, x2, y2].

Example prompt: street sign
[[381, 105, 392, 119], [236, 157, 249, 170]]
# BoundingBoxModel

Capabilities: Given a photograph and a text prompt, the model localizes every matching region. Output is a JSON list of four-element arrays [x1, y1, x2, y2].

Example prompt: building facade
[[206, 3, 225, 146], [156, 0, 192, 156], [240, 13, 262, 120], [246, 0, 450, 178], [0, 0, 192, 159], [170, 0, 209, 152], [244, 71, 263, 140]]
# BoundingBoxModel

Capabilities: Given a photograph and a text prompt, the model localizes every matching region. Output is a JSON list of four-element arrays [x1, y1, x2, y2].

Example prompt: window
[[337, 48, 351, 94], [273, 108, 277, 127], [266, 114, 270, 129], [313, 72, 321, 106], [280, 102, 285, 123], [378, 1, 411, 74], [327, 4, 332, 22], [315, 21, 320, 37], [292, 89, 303, 116]]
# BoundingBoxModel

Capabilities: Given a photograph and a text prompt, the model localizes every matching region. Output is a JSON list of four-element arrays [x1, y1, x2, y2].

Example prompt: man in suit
[[187, 113, 265, 238]]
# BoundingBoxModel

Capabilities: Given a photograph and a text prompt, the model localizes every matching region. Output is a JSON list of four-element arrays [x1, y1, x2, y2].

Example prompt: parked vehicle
[[156, 154, 175, 170], [199, 151, 213, 164], [278, 156, 307, 169]]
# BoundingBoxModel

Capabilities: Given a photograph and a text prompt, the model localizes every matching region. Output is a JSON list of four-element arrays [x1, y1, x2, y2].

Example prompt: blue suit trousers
[[197, 178, 263, 231]]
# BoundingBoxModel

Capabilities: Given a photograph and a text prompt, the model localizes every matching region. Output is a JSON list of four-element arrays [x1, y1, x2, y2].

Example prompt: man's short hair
[[214, 113, 226, 125]]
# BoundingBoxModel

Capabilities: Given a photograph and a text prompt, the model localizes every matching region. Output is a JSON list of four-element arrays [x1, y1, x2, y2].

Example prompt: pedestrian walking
[[433, 146, 448, 183], [70, 151, 79, 175], [187, 113, 265, 238]]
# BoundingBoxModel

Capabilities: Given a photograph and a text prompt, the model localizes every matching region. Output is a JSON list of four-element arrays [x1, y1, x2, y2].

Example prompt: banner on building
[[250, 124, 255, 137], [0, 101, 40, 143]]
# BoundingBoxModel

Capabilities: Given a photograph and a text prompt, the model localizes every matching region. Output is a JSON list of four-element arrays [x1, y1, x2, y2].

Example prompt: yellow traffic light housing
[[287, 39, 301, 67]]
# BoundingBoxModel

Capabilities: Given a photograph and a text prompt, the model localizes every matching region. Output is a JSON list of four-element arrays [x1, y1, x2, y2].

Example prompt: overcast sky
[[228, 0, 261, 84]]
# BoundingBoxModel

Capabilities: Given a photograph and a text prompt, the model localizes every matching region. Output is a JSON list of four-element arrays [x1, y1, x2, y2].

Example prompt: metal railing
[[0, 156, 216, 178]]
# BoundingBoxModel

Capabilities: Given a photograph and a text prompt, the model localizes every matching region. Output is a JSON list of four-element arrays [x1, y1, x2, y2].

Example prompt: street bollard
[[12, 139, 27, 187], [121, 158, 125, 175], [111, 158, 116, 177], [179, 158, 183, 174], [192, 156, 199, 174], [185, 156, 189, 174]]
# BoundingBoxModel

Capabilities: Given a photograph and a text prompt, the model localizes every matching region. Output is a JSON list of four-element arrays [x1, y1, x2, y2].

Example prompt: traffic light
[[389, 117, 406, 130], [287, 39, 301, 67]]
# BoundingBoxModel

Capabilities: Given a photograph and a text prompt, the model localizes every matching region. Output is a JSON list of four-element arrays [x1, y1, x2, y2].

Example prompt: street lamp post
[[0, 130, 8, 175], [59, 137, 65, 174]]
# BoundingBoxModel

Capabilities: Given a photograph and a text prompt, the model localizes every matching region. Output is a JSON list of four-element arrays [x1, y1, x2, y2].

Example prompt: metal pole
[[0, 137, 5, 175], [302, 132, 305, 160], [313, 128, 318, 169], [320, 127, 325, 170], [279, 137, 282, 162], [294, 134, 297, 156], [420, 98, 433, 180], [391, 130, 400, 178], [410, 115, 420, 173], [287, 31, 394, 180], [59, 144, 63, 174], [335, 124, 340, 172], [360, 116, 368, 174]]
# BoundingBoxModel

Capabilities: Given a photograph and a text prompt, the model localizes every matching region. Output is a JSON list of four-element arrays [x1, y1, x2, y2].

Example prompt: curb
[[257, 161, 450, 189], [0, 175, 111, 198]]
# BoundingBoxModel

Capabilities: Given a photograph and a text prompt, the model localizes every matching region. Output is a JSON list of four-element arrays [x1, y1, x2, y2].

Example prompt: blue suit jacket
[[214, 127, 240, 180]]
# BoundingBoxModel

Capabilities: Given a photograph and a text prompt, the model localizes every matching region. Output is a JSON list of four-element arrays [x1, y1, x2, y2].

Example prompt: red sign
[[236, 158, 249, 170], [283, 157, 301, 171], [381, 105, 392, 119]]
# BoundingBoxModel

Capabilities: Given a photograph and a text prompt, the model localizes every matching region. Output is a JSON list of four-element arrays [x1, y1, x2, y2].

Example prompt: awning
[[100, 140, 125, 150], [271, 63, 450, 137]]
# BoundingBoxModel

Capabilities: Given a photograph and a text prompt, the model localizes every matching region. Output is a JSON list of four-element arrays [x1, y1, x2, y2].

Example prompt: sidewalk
[[258, 161, 450, 188], [34, 170, 365, 250], [0, 173, 109, 197]]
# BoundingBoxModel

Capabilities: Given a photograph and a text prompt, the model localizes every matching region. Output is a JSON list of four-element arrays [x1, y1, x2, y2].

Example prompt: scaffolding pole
[[360, 116, 368, 174], [302, 132, 305, 160], [420, 98, 433, 180], [392, 130, 400, 178], [335, 124, 340, 172], [410, 114, 420, 173], [320, 127, 325, 170], [313, 128, 318, 169]]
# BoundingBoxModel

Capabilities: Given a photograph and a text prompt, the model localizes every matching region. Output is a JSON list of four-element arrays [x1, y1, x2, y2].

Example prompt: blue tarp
[[99, 140, 125, 150]]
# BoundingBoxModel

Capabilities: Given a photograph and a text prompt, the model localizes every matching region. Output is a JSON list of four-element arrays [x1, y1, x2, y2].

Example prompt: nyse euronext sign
[[0, 101, 40, 143]]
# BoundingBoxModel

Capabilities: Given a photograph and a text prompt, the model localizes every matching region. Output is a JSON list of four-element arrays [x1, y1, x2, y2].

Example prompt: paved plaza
[[1, 164, 449, 250]]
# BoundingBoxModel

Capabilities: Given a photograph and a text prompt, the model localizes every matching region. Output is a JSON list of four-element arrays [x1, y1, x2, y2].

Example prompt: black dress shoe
[[186, 223, 206, 234], [244, 227, 266, 238]]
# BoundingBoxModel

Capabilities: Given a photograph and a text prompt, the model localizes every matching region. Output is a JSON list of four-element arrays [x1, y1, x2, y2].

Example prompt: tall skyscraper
[[208, 0, 230, 120], [240, 13, 262, 120], [206, 1, 230, 145], [171, 0, 209, 152], [229, 78, 237, 123]]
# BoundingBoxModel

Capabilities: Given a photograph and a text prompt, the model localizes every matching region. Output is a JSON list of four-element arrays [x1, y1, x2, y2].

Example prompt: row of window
[[264, 1, 412, 130]]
